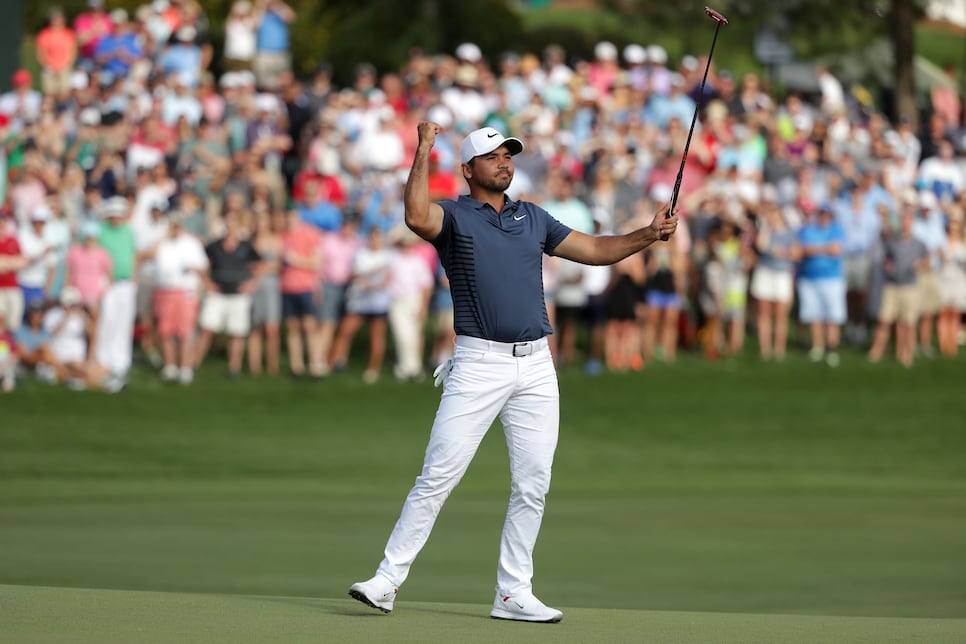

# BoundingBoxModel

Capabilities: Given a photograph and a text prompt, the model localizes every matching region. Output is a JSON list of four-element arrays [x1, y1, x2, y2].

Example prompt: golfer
[[349, 123, 678, 623]]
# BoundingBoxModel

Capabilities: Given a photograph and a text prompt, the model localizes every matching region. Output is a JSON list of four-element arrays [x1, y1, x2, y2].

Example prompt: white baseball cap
[[31, 205, 52, 222], [460, 127, 524, 164]]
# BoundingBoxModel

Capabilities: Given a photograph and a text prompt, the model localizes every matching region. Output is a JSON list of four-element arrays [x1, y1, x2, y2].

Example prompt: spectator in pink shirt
[[73, 0, 113, 63], [64, 220, 112, 316], [280, 208, 324, 378], [387, 228, 434, 381], [316, 216, 360, 374]]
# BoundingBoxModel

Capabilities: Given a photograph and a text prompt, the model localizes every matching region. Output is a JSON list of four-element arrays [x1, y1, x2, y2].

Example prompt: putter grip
[[660, 193, 678, 242]]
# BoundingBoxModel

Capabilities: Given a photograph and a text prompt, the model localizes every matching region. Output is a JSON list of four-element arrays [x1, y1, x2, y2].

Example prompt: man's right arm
[[404, 122, 445, 241]]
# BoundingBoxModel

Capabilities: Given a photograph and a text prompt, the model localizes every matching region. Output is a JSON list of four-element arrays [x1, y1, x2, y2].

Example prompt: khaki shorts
[[0, 287, 24, 331], [879, 284, 919, 325], [917, 271, 941, 316], [253, 51, 291, 90]]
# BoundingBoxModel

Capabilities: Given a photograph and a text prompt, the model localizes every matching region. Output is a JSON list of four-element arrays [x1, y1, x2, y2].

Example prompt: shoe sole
[[490, 610, 562, 623], [348, 589, 392, 614]]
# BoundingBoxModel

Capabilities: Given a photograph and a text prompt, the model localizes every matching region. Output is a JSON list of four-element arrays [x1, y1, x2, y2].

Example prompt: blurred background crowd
[[0, 0, 964, 393]]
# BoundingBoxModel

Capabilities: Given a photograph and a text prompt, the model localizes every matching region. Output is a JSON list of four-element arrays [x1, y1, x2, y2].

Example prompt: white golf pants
[[377, 335, 559, 596], [95, 280, 137, 375]]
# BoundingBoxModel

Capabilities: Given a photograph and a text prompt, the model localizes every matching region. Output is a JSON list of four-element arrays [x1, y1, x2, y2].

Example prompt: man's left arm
[[552, 202, 676, 266]]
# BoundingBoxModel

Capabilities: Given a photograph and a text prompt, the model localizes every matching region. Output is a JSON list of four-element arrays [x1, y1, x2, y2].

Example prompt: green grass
[[3, 585, 965, 644], [2, 349, 966, 641]]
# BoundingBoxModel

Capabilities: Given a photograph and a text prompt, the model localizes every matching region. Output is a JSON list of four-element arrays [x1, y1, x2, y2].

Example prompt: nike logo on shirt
[[513, 214, 527, 221]]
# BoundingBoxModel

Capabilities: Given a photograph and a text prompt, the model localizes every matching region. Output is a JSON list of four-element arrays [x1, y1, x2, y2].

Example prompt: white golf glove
[[433, 357, 453, 388]]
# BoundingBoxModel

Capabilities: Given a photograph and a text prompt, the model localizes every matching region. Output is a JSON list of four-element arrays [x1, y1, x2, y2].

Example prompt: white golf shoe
[[490, 590, 563, 623], [348, 574, 397, 614]]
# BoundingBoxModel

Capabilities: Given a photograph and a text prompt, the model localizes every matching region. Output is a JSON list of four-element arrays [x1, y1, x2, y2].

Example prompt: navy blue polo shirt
[[432, 195, 573, 342]]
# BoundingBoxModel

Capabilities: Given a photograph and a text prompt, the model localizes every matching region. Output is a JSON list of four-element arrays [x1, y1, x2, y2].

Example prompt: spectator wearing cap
[[645, 44, 671, 96], [222, 1, 258, 72], [357, 108, 406, 173], [253, 0, 295, 91], [161, 73, 203, 126], [94, 196, 138, 379], [623, 44, 649, 92], [65, 219, 113, 315], [0, 211, 27, 331], [17, 206, 57, 314], [911, 190, 948, 357], [150, 211, 208, 384], [35, 8, 78, 101], [195, 212, 263, 377], [157, 25, 203, 88], [141, 0, 174, 55], [73, 0, 113, 64], [441, 65, 488, 131], [292, 143, 347, 209], [43, 285, 119, 391], [0, 70, 43, 134], [94, 10, 145, 79], [126, 114, 176, 186], [588, 41, 619, 100], [797, 202, 847, 366], [245, 92, 292, 187]]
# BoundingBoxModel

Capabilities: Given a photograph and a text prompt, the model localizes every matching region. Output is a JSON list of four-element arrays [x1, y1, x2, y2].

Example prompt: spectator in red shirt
[[426, 150, 459, 201], [0, 213, 27, 331], [280, 208, 324, 378]]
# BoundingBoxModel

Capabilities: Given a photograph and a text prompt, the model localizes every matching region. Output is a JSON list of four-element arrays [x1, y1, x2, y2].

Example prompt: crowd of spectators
[[1, 0, 965, 393]]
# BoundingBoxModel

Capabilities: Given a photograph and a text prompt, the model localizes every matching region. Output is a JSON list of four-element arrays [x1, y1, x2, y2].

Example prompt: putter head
[[704, 6, 729, 25]]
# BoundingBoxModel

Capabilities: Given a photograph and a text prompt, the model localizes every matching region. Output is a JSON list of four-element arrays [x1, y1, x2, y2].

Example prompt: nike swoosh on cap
[[487, 132, 499, 138]]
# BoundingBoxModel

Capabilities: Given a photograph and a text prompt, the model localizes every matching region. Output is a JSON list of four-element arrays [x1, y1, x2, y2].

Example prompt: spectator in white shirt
[[150, 212, 209, 384], [918, 139, 964, 204], [17, 205, 57, 312]]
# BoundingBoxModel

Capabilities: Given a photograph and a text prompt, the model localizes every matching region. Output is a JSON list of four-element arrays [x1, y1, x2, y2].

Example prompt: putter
[[661, 6, 729, 240]]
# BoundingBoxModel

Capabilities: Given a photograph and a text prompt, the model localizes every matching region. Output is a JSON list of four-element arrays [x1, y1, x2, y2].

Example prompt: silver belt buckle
[[512, 342, 531, 357]]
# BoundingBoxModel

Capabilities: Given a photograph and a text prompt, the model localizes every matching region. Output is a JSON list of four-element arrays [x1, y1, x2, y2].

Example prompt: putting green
[[2, 584, 964, 643]]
